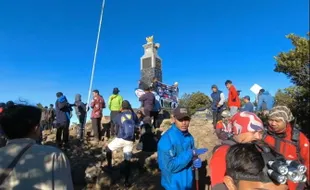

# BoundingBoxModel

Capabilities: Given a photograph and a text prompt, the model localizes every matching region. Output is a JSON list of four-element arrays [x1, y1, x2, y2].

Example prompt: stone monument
[[140, 35, 162, 86]]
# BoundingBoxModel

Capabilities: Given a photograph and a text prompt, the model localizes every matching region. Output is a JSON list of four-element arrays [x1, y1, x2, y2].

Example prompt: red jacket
[[90, 95, 105, 119], [264, 124, 310, 190], [210, 144, 231, 189], [227, 85, 240, 108]]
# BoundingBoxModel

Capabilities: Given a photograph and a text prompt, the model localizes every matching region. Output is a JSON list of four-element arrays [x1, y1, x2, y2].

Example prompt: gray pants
[[230, 106, 238, 116]]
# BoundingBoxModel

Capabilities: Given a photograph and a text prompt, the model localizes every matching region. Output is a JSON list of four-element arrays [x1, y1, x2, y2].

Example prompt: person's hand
[[193, 148, 208, 156], [193, 158, 202, 168]]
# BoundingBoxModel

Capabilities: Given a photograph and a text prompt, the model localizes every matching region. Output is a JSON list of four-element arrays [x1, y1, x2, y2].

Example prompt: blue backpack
[[121, 113, 135, 141]]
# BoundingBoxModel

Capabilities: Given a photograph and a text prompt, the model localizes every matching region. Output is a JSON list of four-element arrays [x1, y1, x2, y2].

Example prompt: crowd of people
[[0, 78, 309, 190]]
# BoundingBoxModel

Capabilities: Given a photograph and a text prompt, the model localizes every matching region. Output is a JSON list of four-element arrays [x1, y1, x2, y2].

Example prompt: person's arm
[[230, 86, 238, 101], [210, 146, 230, 189], [256, 95, 263, 111], [157, 135, 193, 173], [139, 94, 146, 101], [53, 151, 74, 190], [218, 93, 225, 106], [90, 98, 95, 109], [300, 134, 310, 183]]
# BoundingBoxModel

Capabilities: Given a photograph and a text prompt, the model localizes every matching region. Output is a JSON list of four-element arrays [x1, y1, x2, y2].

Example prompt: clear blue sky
[[0, 0, 308, 121]]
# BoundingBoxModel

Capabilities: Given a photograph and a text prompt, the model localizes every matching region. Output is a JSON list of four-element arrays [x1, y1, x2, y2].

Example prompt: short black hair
[[56, 92, 63, 98], [0, 104, 41, 139], [93, 89, 99, 94], [226, 143, 265, 183], [50, 104, 53, 107], [225, 80, 232, 85]]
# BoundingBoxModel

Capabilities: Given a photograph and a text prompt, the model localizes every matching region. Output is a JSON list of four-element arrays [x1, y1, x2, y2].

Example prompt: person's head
[[225, 80, 233, 89], [224, 143, 288, 190], [49, 104, 53, 108], [172, 106, 191, 132], [243, 96, 251, 103], [259, 89, 265, 95], [268, 106, 294, 133], [211, 84, 218, 92], [136, 110, 144, 119], [44, 106, 48, 110], [143, 86, 150, 92], [113, 87, 120, 95], [56, 92, 63, 98], [174, 82, 178, 87], [0, 104, 42, 140], [229, 112, 264, 143], [121, 100, 132, 111], [221, 110, 231, 122], [92, 89, 99, 97], [6, 101, 14, 108]]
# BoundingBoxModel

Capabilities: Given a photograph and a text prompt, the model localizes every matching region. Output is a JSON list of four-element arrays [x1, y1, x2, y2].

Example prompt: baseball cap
[[173, 106, 191, 120], [243, 96, 250, 100]]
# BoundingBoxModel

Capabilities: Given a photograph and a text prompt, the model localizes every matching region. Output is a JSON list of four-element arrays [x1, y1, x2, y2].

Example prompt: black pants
[[56, 122, 70, 145], [110, 111, 120, 136], [78, 115, 85, 138], [92, 117, 102, 141], [212, 111, 221, 129], [150, 111, 159, 128]]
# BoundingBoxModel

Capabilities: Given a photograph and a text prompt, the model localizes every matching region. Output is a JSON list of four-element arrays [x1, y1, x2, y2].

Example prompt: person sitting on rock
[[210, 111, 264, 190], [0, 104, 73, 189], [104, 100, 139, 187], [157, 106, 208, 190], [224, 143, 288, 190], [215, 110, 232, 141]]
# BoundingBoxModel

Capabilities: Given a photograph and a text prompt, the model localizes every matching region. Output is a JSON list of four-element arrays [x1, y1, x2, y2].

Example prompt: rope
[[85, 0, 106, 114]]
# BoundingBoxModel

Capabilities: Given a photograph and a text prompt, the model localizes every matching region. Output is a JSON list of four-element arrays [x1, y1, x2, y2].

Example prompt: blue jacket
[[257, 91, 275, 111], [55, 96, 72, 125], [113, 110, 139, 140], [241, 102, 254, 112], [157, 124, 195, 190]]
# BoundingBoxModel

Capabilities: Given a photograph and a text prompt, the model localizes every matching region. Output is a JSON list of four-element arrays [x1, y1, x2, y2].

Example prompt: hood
[[262, 91, 270, 96], [75, 94, 82, 102]]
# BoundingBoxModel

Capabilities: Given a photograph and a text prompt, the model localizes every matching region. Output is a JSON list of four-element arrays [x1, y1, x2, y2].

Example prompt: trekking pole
[[195, 168, 199, 190]]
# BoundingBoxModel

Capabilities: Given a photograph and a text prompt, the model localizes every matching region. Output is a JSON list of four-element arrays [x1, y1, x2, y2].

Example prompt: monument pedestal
[[140, 36, 162, 87]]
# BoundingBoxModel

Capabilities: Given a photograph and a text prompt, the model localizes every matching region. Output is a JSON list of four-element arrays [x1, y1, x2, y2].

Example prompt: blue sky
[[0, 0, 308, 122]]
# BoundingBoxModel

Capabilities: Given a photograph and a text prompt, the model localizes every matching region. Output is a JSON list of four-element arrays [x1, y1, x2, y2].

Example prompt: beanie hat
[[229, 111, 264, 135], [268, 106, 294, 122]]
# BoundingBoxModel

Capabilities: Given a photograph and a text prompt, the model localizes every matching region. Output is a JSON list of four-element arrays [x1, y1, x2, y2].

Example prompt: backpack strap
[[291, 127, 303, 163], [0, 143, 33, 185]]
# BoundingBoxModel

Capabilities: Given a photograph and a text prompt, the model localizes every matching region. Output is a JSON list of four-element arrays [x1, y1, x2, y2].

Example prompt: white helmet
[[221, 110, 231, 118]]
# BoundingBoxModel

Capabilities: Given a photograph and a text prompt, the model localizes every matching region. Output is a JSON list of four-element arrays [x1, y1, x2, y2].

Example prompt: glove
[[193, 148, 208, 156], [193, 158, 202, 168]]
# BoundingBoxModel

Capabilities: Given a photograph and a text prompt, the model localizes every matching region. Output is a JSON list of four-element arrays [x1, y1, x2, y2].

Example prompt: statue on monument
[[146, 35, 154, 44]]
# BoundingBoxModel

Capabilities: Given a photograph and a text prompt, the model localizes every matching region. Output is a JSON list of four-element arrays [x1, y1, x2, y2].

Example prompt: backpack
[[121, 113, 135, 141]]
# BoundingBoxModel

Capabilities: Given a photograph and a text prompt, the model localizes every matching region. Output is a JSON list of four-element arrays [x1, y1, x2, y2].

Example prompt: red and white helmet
[[228, 111, 264, 135]]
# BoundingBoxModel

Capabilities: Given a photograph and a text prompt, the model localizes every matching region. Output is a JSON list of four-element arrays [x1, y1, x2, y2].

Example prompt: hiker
[[0, 104, 73, 189], [157, 106, 208, 189], [224, 143, 288, 190], [47, 104, 55, 130], [108, 87, 123, 137], [55, 92, 72, 147], [225, 80, 240, 116], [215, 110, 232, 140], [210, 84, 226, 129], [73, 94, 87, 140], [263, 106, 310, 189], [240, 95, 254, 112], [139, 86, 155, 120], [256, 89, 275, 113], [38, 106, 48, 144], [104, 100, 139, 187], [90, 89, 105, 142], [210, 111, 264, 190], [150, 87, 161, 128]]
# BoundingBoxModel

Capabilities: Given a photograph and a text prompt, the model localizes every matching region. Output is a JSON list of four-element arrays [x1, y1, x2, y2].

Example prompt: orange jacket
[[264, 124, 310, 189], [227, 85, 240, 108], [210, 144, 230, 189]]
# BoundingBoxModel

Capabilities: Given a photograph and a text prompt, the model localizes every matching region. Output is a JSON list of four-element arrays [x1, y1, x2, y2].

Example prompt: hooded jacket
[[257, 91, 275, 111], [55, 96, 72, 125], [108, 94, 123, 111], [74, 94, 86, 118]]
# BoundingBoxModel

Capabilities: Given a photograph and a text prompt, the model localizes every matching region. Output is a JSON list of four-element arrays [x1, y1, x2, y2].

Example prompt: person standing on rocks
[[104, 100, 139, 187], [108, 87, 123, 137], [210, 85, 226, 129], [47, 104, 55, 131], [225, 80, 240, 116], [55, 92, 72, 147], [150, 87, 161, 128], [90, 89, 105, 142], [157, 106, 208, 190], [0, 104, 74, 189], [210, 111, 264, 190], [240, 95, 254, 112], [73, 94, 87, 140], [139, 86, 155, 121]]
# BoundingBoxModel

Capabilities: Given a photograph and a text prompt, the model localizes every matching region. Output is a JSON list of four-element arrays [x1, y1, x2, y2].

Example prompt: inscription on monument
[[142, 57, 152, 69]]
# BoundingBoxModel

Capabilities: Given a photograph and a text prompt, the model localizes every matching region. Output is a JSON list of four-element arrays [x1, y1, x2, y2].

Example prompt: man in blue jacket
[[210, 85, 226, 129], [240, 96, 254, 112], [256, 89, 275, 112], [157, 106, 208, 190]]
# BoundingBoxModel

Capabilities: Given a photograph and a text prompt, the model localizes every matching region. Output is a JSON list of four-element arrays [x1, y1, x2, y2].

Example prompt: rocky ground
[[42, 114, 219, 190]]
